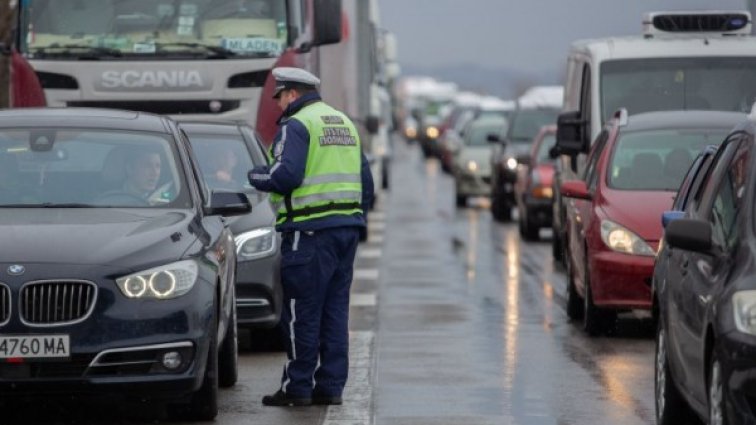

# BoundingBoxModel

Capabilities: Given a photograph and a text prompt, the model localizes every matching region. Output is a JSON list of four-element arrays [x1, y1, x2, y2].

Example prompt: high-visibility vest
[[269, 101, 363, 225]]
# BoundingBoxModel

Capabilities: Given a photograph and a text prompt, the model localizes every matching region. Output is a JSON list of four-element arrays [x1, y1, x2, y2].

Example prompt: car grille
[[0, 284, 9, 325], [20, 281, 97, 325]]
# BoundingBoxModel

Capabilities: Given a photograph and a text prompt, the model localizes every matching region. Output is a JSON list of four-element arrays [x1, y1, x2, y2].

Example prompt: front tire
[[218, 305, 238, 388], [565, 248, 583, 321], [655, 321, 691, 425], [491, 191, 511, 222], [189, 316, 219, 420]]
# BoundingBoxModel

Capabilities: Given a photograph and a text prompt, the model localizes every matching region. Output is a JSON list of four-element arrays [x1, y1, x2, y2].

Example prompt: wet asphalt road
[[3, 136, 681, 424]]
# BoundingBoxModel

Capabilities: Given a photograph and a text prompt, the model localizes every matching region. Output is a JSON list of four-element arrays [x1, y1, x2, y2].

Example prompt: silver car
[[453, 116, 507, 207]]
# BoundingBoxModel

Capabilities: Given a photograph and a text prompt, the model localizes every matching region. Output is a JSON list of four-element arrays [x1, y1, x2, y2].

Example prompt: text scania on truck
[[19, 0, 342, 144]]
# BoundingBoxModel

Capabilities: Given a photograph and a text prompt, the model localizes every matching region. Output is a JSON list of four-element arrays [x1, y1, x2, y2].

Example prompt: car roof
[[570, 35, 756, 62], [177, 120, 250, 136], [622, 111, 748, 133], [0, 108, 171, 133]]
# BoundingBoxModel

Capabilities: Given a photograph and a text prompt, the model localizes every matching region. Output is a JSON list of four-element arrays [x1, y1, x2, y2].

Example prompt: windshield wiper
[[153, 42, 237, 58], [30, 44, 123, 58]]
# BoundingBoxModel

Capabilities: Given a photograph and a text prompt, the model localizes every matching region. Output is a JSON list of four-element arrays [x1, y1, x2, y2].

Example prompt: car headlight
[[600, 220, 655, 256], [426, 126, 439, 139], [116, 260, 198, 300], [506, 157, 518, 170], [734, 291, 756, 335], [467, 160, 478, 172], [235, 227, 276, 261]]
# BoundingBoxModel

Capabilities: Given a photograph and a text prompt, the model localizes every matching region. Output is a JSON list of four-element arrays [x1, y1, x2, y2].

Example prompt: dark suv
[[490, 102, 560, 221]]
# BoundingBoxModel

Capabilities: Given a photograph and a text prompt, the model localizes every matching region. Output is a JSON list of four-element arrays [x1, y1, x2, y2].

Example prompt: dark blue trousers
[[278, 226, 360, 397]]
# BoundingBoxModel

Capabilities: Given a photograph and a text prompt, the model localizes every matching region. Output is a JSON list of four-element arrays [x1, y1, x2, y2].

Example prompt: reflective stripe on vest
[[269, 101, 363, 224]]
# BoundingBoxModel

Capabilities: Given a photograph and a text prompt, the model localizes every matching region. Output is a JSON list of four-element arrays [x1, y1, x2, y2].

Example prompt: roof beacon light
[[642, 11, 752, 38]]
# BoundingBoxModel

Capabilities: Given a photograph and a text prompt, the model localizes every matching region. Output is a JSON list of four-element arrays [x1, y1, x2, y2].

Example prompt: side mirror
[[560, 180, 591, 200], [487, 133, 502, 144], [366, 115, 380, 135], [556, 111, 588, 156], [661, 210, 685, 228], [313, 0, 342, 46], [516, 154, 531, 167], [665, 218, 712, 253], [206, 192, 251, 217]]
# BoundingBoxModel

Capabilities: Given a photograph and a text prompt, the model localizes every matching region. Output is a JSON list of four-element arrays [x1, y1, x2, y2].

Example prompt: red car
[[559, 110, 742, 335], [515, 125, 556, 240]]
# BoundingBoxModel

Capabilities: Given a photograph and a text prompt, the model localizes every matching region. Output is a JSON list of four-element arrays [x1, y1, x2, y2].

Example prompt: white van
[[551, 10, 756, 262]]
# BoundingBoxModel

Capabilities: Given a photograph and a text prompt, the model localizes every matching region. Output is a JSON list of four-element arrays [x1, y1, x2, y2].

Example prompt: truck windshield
[[601, 57, 756, 123], [21, 0, 288, 59]]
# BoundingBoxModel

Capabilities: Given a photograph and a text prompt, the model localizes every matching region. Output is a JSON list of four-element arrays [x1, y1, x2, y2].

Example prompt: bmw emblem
[[7, 265, 25, 276]]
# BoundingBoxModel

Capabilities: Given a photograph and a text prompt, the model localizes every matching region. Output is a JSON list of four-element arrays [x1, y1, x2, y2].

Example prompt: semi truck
[[18, 0, 341, 144]]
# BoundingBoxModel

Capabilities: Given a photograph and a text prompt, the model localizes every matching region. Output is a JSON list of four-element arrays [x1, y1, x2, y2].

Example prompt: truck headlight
[[600, 220, 655, 256], [116, 260, 198, 299], [235, 227, 276, 261], [734, 291, 756, 335]]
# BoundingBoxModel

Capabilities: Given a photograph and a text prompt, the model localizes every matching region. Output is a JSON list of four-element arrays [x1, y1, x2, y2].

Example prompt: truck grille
[[20, 281, 97, 325], [0, 284, 9, 325], [67, 100, 240, 115]]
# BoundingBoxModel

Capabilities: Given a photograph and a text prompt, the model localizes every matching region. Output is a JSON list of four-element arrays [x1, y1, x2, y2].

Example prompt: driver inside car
[[122, 148, 162, 201]]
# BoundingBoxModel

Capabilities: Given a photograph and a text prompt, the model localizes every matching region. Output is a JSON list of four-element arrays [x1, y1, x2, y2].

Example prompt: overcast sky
[[379, 0, 749, 78]]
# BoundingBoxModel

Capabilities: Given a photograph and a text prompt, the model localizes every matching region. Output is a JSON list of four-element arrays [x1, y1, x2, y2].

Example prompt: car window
[[507, 108, 560, 142], [0, 128, 189, 208], [185, 132, 259, 194], [535, 134, 556, 163], [607, 128, 728, 191], [466, 121, 505, 146], [674, 152, 714, 211], [690, 133, 743, 213], [709, 139, 750, 250], [582, 130, 608, 189]]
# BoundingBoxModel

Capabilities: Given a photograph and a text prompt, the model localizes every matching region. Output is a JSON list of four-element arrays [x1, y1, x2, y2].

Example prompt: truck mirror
[[313, 0, 342, 46], [366, 116, 380, 135], [556, 111, 588, 156]]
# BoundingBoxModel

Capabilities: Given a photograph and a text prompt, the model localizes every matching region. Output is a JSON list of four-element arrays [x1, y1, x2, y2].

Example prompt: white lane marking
[[368, 221, 386, 231], [367, 235, 384, 244], [323, 331, 374, 424], [369, 211, 386, 221], [358, 248, 382, 259], [350, 293, 377, 307], [353, 269, 379, 281]]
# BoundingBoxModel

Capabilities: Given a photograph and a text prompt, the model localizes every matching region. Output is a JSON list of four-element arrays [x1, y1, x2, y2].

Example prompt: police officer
[[248, 67, 374, 407]]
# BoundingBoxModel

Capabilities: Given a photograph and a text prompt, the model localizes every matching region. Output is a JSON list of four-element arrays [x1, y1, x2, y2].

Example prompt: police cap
[[272, 67, 321, 99]]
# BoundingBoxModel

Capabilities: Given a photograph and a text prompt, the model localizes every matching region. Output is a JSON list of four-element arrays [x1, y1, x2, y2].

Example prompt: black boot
[[312, 394, 342, 405], [262, 390, 312, 406]]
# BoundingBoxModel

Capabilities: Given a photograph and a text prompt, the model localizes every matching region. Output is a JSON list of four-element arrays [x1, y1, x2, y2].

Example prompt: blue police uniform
[[249, 86, 374, 404]]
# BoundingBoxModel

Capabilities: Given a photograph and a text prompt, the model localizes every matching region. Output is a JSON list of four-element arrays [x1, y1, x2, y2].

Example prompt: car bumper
[[0, 281, 215, 398], [235, 253, 282, 329], [590, 250, 653, 309], [455, 173, 491, 196], [523, 196, 553, 227]]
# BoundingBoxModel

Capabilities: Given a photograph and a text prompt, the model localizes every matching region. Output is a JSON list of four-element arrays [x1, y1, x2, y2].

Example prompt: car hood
[[601, 189, 676, 242], [226, 191, 277, 234], [0, 208, 200, 268]]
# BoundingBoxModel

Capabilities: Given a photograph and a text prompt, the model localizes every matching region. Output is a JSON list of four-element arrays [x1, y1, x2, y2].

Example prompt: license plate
[[0, 335, 70, 359]]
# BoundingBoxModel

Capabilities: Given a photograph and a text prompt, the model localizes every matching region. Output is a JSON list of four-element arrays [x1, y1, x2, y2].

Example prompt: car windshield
[[467, 121, 505, 146], [601, 57, 756, 123], [0, 129, 189, 208], [536, 134, 556, 163], [21, 0, 287, 58], [509, 109, 559, 142], [608, 128, 728, 191], [187, 132, 263, 193]]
